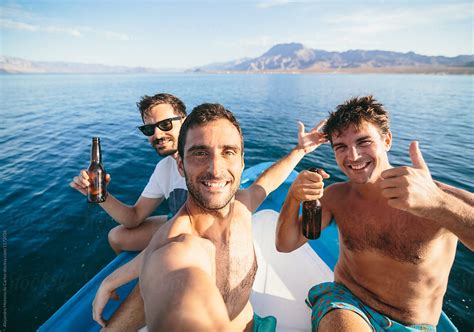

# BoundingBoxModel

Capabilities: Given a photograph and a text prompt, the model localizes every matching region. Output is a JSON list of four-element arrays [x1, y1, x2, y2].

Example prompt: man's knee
[[143, 214, 167, 226], [108, 226, 127, 251], [318, 309, 372, 332]]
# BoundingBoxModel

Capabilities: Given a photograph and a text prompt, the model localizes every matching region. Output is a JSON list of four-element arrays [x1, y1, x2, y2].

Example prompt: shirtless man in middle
[[93, 103, 327, 330]]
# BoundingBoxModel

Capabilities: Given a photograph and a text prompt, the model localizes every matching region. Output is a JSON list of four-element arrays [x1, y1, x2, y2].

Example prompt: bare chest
[[214, 221, 257, 317], [333, 199, 440, 264]]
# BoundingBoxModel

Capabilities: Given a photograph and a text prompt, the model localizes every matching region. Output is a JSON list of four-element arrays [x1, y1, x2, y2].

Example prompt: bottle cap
[[308, 167, 322, 175]]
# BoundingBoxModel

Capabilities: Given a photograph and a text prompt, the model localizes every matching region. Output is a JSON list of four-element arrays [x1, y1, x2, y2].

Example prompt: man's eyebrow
[[332, 135, 372, 149], [332, 142, 346, 149], [355, 135, 372, 143], [187, 145, 208, 153], [222, 144, 241, 151], [187, 144, 241, 152]]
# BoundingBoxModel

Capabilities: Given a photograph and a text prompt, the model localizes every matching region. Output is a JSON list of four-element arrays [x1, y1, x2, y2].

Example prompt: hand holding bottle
[[302, 168, 325, 239], [69, 137, 110, 202], [70, 170, 110, 195], [289, 167, 329, 202]]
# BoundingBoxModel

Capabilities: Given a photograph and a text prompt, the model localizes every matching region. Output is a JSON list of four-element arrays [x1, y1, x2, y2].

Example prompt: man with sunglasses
[[71, 93, 188, 254]]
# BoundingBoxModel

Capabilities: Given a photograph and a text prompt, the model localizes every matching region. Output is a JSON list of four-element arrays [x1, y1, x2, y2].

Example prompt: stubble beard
[[184, 173, 238, 212], [156, 147, 177, 157], [152, 138, 177, 157]]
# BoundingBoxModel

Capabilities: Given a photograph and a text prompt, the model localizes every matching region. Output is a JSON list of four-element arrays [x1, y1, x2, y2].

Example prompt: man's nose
[[153, 126, 164, 137], [208, 154, 224, 176], [347, 146, 361, 160]]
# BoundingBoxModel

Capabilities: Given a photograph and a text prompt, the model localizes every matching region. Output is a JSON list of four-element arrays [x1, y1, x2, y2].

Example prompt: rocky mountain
[[3, 44, 473, 75], [194, 43, 474, 74], [0, 56, 168, 74]]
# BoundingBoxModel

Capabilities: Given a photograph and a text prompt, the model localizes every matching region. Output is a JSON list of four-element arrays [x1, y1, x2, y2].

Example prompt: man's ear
[[241, 152, 245, 170], [384, 130, 392, 151], [177, 155, 185, 177]]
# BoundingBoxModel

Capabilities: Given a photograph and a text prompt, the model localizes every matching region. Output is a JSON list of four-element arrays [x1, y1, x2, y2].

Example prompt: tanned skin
[[277, 121, 474, 330]]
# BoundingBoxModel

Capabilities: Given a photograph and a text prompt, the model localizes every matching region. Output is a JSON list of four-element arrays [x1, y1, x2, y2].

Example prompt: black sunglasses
[[138, 116, 183, 136]]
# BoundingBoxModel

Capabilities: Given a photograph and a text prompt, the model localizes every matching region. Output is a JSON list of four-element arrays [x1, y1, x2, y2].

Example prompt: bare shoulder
[[320, 182, 351, 217], [323, 182, 350, 200], [144, 215, 217, 279], [147, 213, 194, 251], [318, 182, 349, 228]]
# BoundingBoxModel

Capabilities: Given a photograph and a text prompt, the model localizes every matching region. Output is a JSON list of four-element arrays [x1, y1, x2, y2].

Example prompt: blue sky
[[1, 0, 472, 68]]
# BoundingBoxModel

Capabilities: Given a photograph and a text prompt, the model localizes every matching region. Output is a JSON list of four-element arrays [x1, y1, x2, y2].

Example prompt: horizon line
[[2, 45, 473, 70]]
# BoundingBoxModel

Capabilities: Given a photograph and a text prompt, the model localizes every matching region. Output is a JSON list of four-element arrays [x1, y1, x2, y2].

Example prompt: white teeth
[[156, 138, 169, 145], [203, 181, 227, 188], [349, 162, 368, 170]]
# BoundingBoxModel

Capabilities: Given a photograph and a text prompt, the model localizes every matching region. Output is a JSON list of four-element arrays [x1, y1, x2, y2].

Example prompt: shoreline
[[2, 66, 473, 75], [193, 66, 474, 75]]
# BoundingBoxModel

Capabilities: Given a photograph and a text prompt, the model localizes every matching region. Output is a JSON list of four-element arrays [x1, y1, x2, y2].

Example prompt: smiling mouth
[[347, 161, 370, 171], [155, 137, 171, 147], [202, 181, 229, 188]]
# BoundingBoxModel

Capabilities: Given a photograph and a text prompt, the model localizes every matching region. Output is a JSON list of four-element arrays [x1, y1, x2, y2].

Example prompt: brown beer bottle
[[302, 168, 322, 239], [87, 137, 107, 203]]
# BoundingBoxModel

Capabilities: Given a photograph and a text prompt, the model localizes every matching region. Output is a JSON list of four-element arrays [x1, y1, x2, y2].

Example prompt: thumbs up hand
[[380, 141, 444, 217]]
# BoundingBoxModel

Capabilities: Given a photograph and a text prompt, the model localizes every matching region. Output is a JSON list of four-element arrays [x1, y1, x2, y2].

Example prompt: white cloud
[[0, 4, 130, 41], [0, 18, 82, 36], [257, 0, 291, 9], [103, 31, 131, 41], [325, 3, 473, 35], [0, 4, 34, 20], [257, 0, 310, 9], [0, 17, 134, 41], [43, 26, 82, 37], [0, 18, 38, 31]]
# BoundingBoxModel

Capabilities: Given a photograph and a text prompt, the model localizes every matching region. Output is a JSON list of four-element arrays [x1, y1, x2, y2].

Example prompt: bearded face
[[179, 119, 244, 211]]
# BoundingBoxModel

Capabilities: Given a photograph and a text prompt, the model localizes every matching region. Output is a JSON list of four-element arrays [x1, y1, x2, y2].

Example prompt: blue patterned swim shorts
[[253, 313, 277, 332], [306, 282, 435, 332]]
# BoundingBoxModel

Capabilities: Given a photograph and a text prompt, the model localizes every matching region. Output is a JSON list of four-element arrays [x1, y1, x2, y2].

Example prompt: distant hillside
[[193, 43, 474, 74], [0, 56, 170, 74], [3, 45, 473, 75]]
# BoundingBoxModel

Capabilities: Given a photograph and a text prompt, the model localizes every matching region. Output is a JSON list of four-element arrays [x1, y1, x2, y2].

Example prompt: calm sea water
[[1, 73, 473, 331]]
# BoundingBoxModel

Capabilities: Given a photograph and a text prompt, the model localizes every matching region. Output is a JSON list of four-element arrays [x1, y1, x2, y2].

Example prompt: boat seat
[[251, 209, 333, 331]]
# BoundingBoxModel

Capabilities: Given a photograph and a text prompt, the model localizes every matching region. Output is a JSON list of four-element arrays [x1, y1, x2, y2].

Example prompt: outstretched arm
[[243, 120, 328, 212], [433, 190, 474, 250], [381, 141, 474, 250], [435, 181, 474, 206], [98, 194, 163, 228], [93, 251, 146, 327], [140, 235, 230, 331], [276, 169, 331, 252], [70, 170, 163, 228]]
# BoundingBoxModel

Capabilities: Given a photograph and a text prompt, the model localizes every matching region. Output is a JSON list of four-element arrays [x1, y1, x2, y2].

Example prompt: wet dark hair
[[323, 95, 390, 143], [137, 93, 186, 121], [178, 103, 244, 159]]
